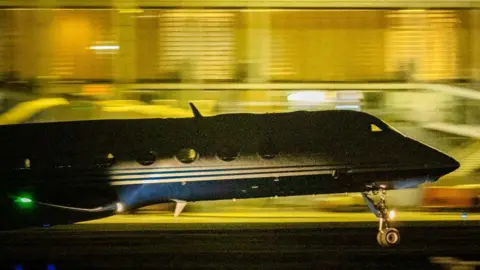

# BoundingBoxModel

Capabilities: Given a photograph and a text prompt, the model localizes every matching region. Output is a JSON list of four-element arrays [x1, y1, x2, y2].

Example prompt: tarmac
[[1, 211, 479, 269]]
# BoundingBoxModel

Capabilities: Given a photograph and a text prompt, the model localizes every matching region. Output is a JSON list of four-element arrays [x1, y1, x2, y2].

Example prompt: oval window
[[176, 148, 198, 164], [259, 152, 277, 160], [217, 148, 239, 162], [259, 139, 278, 160], [24, 158, 31, 169], [54, 157, 72, 169], [137, 151, 156, 166], [95, 153, 116, 168]]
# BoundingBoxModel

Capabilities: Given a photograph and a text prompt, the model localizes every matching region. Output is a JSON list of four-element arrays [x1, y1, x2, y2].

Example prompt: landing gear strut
[[362, 184, 400, 247]]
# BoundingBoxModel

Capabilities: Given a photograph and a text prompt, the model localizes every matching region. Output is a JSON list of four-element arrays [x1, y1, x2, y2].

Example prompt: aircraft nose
[[407, 138, 460, 174], [435, 151, 460, 174], [424, 144, 460, 174]]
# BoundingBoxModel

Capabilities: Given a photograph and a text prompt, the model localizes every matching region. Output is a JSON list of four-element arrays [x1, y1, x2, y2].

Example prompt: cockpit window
[[370, 124, 383, 132], [382, 121, 406, 136]]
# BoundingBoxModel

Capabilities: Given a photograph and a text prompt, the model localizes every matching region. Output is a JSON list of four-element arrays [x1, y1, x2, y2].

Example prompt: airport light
[[116, 202, 124, 213], [89, 45, 119, 51], [287, 91, 325, 103], [389, 210, 396, 220], [335, 105, 361, 111]]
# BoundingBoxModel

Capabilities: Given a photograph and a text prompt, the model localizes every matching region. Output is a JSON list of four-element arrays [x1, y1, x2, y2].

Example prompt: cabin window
[[54, 158, 72, 169], [95, 153, 116, 168], [106, 153, 116, 167], [258, 138, 278, 160], [24, 158, 31, 169], [176, 148, 198, 164], [217, 148, 239, 162], [262, 153, 276, 160], [259, 152, 277, 160], [370, 124, 383, 132], [2, 157, 31, 170], [137, 151, 157, 166]]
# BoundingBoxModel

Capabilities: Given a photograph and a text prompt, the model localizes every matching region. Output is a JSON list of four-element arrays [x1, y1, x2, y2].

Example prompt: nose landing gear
[[362, 184, 400, 247]]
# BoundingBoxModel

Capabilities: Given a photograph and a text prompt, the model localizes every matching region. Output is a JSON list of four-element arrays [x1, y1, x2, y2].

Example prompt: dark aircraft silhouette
[[0, 104, 459, 247]]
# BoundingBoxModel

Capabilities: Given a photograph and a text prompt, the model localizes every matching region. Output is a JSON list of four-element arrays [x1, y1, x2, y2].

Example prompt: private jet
[[0, 104, 459, 247]]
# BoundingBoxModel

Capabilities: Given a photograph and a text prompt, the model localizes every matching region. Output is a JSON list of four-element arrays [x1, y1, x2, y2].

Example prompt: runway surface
[[81, 210, 480, 224], [1, 214, 480, 269]]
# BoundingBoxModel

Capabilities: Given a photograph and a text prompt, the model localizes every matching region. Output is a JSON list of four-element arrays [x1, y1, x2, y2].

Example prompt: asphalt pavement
[[1, 220, 479, 270]]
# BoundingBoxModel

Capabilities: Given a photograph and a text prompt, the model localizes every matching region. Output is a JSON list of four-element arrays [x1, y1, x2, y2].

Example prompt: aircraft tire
[[377, 228, 400, 247], [377, 231, 386, 246]]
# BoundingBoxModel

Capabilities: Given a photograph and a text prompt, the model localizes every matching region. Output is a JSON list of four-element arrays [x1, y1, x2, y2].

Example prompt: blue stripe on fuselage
[[116, 173, 340, 208]]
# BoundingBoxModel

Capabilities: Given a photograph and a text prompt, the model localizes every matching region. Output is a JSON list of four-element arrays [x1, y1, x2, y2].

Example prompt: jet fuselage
[[0, 110, 459, 228]]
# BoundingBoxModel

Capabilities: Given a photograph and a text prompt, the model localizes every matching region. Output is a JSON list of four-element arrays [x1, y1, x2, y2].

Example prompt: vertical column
[[35, 0, 56, 93], [410, 11, 426, 82], [0, 10, 8, 75], [246, 10, 271, 83], [472, 9, 480, 82], [112, 0, 138, 98], [238, 9, 272, 113]]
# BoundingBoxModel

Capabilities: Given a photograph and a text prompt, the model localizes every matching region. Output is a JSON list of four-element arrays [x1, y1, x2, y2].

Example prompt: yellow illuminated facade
[[53, 10, 114, 80], [385, 10, 468, 81], [158, 10, 237, 82], [268, 10, 387, 81], [0, 7, 479, 83]]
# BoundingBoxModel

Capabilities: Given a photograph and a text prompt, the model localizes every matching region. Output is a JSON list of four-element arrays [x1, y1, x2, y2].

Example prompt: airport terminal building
[[0, 0, 479, 86]]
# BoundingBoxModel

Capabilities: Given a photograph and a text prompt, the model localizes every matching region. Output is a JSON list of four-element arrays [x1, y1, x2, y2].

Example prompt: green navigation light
[[18, 197, 32, 203], [13, 195, 34, 208]]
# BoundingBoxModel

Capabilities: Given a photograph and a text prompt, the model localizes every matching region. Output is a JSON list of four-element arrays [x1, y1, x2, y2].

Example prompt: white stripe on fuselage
[[108, 165, 336, 180], [108, 163, 336, 175], [107, 162, 433, 186], [109, 169, 333, 186]]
